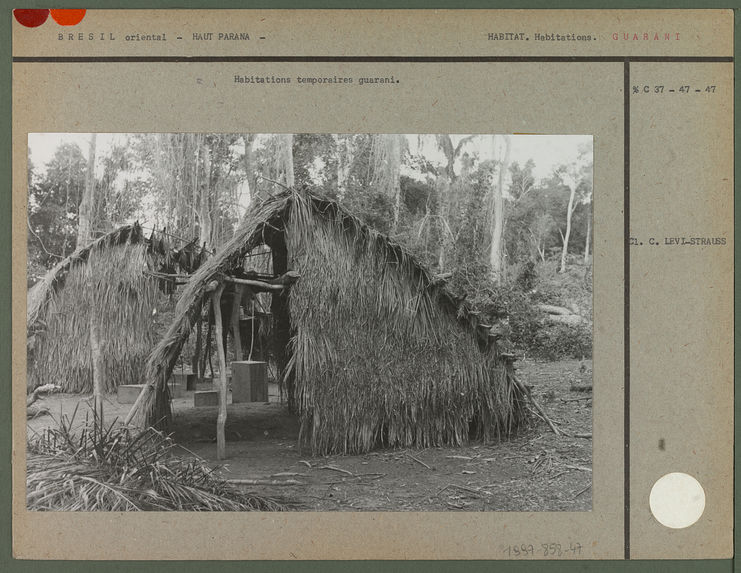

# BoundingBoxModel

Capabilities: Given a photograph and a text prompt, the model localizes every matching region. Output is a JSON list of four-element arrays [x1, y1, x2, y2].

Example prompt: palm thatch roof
[[129, 187, 529, 455], [26, 223, 167, 393], [27, 224, 145, 331]]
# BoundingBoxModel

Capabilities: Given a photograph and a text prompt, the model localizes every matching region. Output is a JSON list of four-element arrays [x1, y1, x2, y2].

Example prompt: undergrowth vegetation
[[26, 406, 288, 511], [449, 259, 593, 361]]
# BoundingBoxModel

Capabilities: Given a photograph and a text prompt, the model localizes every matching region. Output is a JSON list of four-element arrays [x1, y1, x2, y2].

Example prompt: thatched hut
[[129, 187, 529, 455], [26, 223, 168, 393]]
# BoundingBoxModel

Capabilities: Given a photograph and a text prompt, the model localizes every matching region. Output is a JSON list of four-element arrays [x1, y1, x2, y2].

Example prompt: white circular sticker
[[649, 472, 705, 529]]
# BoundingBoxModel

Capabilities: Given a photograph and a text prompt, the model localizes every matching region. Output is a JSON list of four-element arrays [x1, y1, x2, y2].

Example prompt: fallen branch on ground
[[26, 384, 61, 407], [437, 483, 485, 497], [564, 465, 592, 472], [324, 473, 386, 485], [570, 385, 592, 393], [514, 375, 562, 436], [316, 465, 354, 476], [446, 501, 468, 509], [227, 478, 305, 486], [407, 453, 431, 469], [537, 304, 573, 315], [573, 483, 592, 499], [527, 405, 562, 436]]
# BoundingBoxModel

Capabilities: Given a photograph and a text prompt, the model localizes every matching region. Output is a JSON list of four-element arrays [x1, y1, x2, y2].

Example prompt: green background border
[[1, 1, 736, 571]]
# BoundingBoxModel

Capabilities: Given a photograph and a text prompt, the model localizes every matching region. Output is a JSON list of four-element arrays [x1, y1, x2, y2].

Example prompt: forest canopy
[[27, 133, 593, 359]]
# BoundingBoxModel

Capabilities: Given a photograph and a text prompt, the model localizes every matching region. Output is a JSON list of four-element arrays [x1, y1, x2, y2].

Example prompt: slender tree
[[77, 134, 97, 247], [557, 146, 592, 273], [281, 134, 295, 187], [581, 168, 594, 264], [529, 213, 554, 263], [77, 134, 105, 427], [370, 134, 404, 232], [489, 134, 511, 284], [27, 142, 87, 279], [560, 177, 577, 273], [433, 134, 475, 271], [584, 202, 592, 264], [198, 135, 213, 250], [242, 134, 258, 203], [335, 134, 353, 202]]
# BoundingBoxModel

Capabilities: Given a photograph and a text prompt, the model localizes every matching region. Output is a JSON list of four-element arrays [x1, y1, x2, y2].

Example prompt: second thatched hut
[[27, 223, 166, 394]]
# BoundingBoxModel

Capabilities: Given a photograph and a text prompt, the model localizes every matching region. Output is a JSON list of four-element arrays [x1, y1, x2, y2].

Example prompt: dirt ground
[[27, 358, 592, 512]]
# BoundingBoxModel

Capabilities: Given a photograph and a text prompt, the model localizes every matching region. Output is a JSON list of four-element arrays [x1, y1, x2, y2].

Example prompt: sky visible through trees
[[27, 133, 593, 295]]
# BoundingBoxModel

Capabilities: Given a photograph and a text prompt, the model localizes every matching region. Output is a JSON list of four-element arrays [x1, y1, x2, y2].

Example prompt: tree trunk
[[231, 286, 243, 361], [433, 134, 474, 272], [282, 134, 295, 187], [584, 207, 591, 264], [242, 134, 257, 202], [190, 134, 200, 238], [336, 134, 353, 202], [201, 309, 213, 379], [389, 135, 402, 232], [191, 303, 203, 376], [77, 134, 97, 247], [199, 139, 212, 250], [89, 310, 104, 431], [371, 134, 403, 232], [78, 134, 104, 423], [490, 135, 511, 284], [435, 173, 450, 272], [560, 185, 577, 273], [212, 284, 228, 460], [61, 146, 72, 257], [434, 135, 453, 272]]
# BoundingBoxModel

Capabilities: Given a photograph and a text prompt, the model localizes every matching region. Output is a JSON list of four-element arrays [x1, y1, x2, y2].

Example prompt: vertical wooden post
[[192, 303, 202, 377], [231, 285, 243, 362], [212, 283, 228, 460], [89, 312, 104, 432]]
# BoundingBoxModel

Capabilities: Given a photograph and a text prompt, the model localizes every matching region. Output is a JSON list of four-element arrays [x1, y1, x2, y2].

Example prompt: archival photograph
[[26, 133, 593, 512]]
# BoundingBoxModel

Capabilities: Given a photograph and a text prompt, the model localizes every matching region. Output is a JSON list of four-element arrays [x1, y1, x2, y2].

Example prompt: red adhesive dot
[[50, 9, 87, 26], [13, 9, 50, 28]]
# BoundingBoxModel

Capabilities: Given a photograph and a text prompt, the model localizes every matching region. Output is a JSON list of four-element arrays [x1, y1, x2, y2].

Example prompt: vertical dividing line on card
[[623, 58, 631, 561]]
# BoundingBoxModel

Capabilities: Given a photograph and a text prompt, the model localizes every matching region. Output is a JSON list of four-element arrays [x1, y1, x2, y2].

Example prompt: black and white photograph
[[26, 132, 593, 513]]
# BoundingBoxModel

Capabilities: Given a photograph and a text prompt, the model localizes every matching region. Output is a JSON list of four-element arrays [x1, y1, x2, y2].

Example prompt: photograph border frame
[[2, 1, 737, 571]]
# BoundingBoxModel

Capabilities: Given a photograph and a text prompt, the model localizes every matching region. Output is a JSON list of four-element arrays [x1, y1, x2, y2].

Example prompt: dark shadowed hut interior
[[122, 187, 530, 455]]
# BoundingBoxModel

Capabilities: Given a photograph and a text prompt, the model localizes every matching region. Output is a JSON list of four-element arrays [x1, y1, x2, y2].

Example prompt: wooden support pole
[[212, 283, 228, 460], [203, 309, 214, 379], [222, 276, 288, 291], [231, 286, 243, 362], [89, 311, 104, 432], [192, 303, 203, 377]]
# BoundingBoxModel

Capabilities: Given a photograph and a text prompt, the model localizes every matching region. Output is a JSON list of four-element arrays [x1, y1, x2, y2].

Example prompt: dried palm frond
[[27, 409, 287, 512]]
